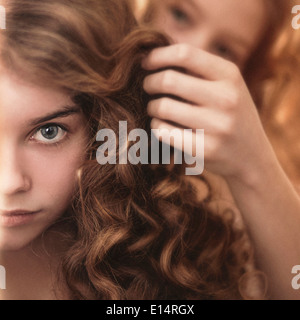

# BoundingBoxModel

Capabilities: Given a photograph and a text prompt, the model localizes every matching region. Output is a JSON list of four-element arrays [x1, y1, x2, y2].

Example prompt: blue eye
[[41, 125, 59, 140], [31, 124, 67, 144]]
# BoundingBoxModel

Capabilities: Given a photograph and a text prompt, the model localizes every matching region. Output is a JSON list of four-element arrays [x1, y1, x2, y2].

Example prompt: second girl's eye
[[170, 6, 190, 24], [31, 124, 67, 144], [214, 44, 238, 63]]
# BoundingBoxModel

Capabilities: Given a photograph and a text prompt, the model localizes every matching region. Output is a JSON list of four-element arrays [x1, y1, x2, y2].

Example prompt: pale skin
[[0, 67, 88, 299], [143, 0, 300, 299]]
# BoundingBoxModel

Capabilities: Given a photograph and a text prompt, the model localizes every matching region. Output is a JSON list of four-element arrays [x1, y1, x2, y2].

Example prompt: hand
[[142, 44, 273, 184]]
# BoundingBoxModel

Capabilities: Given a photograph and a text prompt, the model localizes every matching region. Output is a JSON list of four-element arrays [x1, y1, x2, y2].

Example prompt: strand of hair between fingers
[[96, 121, 204, 176]]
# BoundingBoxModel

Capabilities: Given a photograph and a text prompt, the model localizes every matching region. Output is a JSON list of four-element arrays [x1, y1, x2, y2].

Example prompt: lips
[[0, 210, 37, 216], [0, 210, 41, 227]]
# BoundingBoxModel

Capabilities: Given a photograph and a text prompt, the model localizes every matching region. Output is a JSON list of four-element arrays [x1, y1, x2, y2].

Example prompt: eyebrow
[[29, 105, 81, 126]]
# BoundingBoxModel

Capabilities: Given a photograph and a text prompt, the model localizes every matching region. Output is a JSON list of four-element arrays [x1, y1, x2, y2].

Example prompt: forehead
[[202, 0, 266, 37], [0, 71, 64, 103], [0, 68, 71, 124]]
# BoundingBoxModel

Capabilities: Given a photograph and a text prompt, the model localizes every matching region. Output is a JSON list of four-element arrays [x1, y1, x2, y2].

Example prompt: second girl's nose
[[171, 27, 213, 53]]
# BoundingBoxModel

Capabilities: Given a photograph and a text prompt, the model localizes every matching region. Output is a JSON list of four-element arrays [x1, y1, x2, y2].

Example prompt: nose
[[172, 27, 213, 53], [0, 145, 31, 196]]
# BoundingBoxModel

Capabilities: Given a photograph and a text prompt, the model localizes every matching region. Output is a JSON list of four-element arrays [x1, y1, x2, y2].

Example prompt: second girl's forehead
[[213, 0, 267, 46]]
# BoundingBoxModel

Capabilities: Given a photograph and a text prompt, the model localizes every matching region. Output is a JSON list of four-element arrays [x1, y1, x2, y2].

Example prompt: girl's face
[[0, 69, 88, 251], [150, 0, 267, 69]]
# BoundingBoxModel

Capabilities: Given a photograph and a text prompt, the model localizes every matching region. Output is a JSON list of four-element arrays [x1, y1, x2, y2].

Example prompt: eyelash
[[29, 123, 69, 146]]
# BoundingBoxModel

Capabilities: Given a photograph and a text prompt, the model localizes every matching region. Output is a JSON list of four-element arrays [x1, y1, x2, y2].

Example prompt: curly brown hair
[[1, 0, 261, 299]]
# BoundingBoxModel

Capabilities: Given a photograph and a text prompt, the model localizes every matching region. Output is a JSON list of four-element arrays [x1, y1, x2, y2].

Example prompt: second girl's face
[[0, 68, 88, 251], [150, 0, 267, 69]]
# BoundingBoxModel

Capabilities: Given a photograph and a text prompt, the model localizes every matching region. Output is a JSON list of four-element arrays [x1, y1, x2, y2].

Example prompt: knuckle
[[219, 85, 239, 109], [148, 98, 170, 119], [175, 44, 192, 63], [156, 98, 171, 118], [225, 91, 239, 109], [220, 117, 235, 138], [160, 71, 175, 91], [150, 117, 161, 129]]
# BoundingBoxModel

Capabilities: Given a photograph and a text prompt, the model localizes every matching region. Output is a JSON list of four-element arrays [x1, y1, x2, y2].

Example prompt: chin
[[0, 239, 31, 252], [0, 229, 40, 252]]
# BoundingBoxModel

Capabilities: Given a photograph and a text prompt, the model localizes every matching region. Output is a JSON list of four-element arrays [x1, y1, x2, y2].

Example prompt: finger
[[142, 44, 237, 81], [147, 98, 202, 129], [150, 117, 189, 153], [150, 118, 207, 167], [144, 69, 220, 106], [148, 98, 227, 132]]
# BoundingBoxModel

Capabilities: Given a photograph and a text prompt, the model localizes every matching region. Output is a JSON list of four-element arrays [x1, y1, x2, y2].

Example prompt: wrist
[[224, 143, 281, 192]]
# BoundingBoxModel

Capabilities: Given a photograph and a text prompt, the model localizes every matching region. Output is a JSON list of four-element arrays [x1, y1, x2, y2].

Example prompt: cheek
[[28, 146, 85, 204]]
